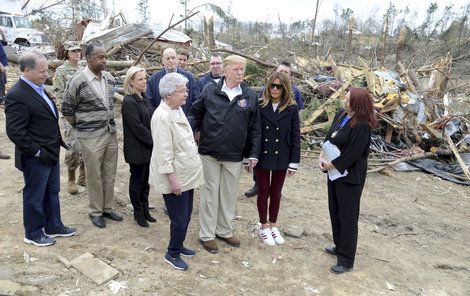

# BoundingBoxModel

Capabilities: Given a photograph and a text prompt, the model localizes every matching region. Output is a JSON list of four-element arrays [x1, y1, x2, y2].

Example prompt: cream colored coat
[[149, 101, 203, 194]]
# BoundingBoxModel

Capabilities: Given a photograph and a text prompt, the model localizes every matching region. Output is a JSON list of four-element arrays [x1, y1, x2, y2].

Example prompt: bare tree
[[311, 0, 320, 41], [137, 0, 150, 24]]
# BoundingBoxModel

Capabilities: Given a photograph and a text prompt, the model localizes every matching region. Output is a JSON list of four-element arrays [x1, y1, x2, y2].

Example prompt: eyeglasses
[[269, 83, 283, 90], [209, 62, 222, 66], [174, 89, 188, 94]]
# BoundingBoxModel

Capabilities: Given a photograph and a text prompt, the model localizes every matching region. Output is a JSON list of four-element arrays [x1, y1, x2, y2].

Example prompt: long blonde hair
[[260, 72, 295, 112]]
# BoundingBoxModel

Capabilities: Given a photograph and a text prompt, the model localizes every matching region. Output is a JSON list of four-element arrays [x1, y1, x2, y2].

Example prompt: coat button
[[266, 126, 269, 129], [275, 139, 279, 142], [275, 151, 278, 154], [264, 150, 268, 154], [276, 127, 279, 130], [265, 139, 268, 142]]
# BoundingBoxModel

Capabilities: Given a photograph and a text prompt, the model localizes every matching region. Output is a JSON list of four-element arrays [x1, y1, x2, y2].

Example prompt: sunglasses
[[269, 83, 283, 90]]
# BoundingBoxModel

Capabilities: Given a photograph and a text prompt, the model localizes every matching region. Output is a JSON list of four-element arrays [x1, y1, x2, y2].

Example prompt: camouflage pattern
[[53, 61, 82, 100], [53, 61, 83, 171]]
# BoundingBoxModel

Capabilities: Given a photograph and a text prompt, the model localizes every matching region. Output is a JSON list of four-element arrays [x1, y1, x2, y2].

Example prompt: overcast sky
[[116, 0, 469, 26], [26, 0, 470, 27]]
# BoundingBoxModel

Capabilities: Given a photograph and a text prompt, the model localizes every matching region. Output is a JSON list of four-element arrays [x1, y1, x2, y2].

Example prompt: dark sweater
[[121, 93, 155, 164]]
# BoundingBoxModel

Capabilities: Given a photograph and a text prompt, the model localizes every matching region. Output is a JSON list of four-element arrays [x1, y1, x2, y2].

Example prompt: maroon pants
[[255, 168, 287, 224]]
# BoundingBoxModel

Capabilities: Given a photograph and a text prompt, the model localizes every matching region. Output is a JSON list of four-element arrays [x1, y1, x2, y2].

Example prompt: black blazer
[[121, 93, 155, 164], [257, 102, 300, 170], [325, 109, 371, 185], [5, 79, 66, 171]]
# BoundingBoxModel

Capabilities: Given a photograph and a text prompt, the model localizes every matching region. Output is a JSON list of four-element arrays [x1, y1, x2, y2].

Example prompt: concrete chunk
[[57, 255, 72, 268], [0, 279, 39, 296], [70, 252, 119, 285], [284, 225, 304, 238]]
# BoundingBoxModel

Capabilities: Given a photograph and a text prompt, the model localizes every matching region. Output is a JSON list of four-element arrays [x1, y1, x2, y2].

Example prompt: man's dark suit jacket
[[5, 79, 66, 171]]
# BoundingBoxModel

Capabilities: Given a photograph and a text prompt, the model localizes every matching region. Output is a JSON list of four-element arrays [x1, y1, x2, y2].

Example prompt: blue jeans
[[163, 189, 194, 258], [21, 156, 64, 239]]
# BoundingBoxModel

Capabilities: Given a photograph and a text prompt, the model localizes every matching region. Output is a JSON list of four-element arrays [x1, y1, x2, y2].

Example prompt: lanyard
[[331, 115, 350, 138]]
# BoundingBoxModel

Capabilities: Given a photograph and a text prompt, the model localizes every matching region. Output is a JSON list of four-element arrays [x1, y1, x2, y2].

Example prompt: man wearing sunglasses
[[244, 61, 304, 198]]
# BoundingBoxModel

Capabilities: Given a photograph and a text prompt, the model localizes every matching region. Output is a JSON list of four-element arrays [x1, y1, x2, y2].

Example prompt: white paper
[[322, 140, 348, 181]]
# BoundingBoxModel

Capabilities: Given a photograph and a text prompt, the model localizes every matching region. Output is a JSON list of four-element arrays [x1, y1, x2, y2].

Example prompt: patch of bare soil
[[0, 105, 469, 296]]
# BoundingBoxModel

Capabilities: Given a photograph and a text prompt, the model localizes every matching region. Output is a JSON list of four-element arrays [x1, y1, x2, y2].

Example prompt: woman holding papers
[[319, 87, 377, 274], [255, 73, 300, 246]]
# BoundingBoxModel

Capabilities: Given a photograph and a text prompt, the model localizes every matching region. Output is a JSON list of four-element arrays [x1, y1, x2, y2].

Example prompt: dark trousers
[[22, 156, 64, 239], [255, 168, 287, 224], [163, 189, 194, 258], [0, 72, 6, 102], [252, 170, 257, 183], [129, 163, 150, 214], [327, 179, 364, 268]]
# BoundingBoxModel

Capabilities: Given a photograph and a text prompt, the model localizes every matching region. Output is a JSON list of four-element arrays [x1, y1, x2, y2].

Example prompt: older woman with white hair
[[149, 72, 203, 271], [121, 66, 156, 228]]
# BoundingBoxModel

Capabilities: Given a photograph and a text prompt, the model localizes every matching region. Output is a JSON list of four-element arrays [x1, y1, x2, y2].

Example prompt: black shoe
[[102, 211, 123, 221], [144, 210, 157, 223], [45, 226, 77, 238], [330, 264, 352, 274], [325, 246, 337, 255], [134, 212, 149, 228], [244, 184, 258, 198], [90, 215, 106, 228]]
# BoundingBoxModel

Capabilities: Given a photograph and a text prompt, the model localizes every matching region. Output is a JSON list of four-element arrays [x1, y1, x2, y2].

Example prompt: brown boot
[[217, 235, 241, 247], [77, 163, 86, 187], [200, 239, 218, 254], [67, 169, 78, 194]]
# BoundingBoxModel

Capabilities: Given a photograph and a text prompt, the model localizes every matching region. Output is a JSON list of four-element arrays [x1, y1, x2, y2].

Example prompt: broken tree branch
[[133, 11, 199, 65], [444, 131, 470, 181], [367, 152, 435, 173]]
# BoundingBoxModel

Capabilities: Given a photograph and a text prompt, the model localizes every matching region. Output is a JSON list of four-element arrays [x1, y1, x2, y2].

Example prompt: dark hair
[[176, 48, 189, 59], [211, 52, 223, 59], [279, 61, 291, 68], [85, 43, 103, 59], [260, 72, 295, 112], [348, 87, 378, 129], [18, 51, 45, 71]]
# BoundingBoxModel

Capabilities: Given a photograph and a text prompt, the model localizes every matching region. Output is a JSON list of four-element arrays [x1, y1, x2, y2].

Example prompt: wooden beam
[[445, 132, 470, 181]]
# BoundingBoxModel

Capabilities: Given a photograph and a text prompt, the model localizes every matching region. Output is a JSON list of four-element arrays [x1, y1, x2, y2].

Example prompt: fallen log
[[367, 152, 435, 173], [49, 59, 134, 69]]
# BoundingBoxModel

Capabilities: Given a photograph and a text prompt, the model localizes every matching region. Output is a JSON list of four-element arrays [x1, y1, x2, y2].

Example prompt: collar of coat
[[260, 101, 293, 126]]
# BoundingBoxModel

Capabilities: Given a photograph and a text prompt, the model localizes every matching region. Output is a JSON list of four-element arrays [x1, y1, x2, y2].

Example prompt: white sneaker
[[271, 227, 285, 245], [259, 227, 275, 246]]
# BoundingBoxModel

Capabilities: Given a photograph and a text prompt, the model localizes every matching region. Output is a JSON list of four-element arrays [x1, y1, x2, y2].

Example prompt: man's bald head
[[162, 48, 177, 72]]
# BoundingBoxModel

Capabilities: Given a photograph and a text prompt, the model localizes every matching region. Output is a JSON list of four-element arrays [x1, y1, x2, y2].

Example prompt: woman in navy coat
[[319, 87, 377, 274], [255, 72, 300, 246]]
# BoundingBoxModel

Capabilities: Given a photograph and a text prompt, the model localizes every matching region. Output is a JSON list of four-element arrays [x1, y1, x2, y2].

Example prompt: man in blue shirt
[[146, 47, 199, 114], [0, 28, 7, 106], [5, 51, 76, 246]]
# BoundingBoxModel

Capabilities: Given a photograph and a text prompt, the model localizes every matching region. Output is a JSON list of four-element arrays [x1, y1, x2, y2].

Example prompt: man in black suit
[[5, 51, 76, 247]]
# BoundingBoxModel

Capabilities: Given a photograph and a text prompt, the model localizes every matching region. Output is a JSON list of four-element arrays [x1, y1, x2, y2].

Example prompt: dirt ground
[[1, 98, 470, 296]]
